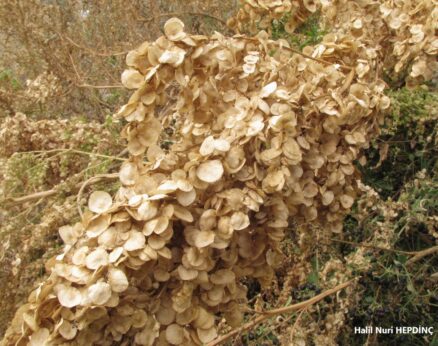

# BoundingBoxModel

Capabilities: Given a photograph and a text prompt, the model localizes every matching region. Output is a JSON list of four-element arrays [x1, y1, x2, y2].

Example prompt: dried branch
[[4, 173, 119, 207], [328, 238, 415, 255], [207, 280, 354, 346], [5, 188, 59, 205], [76, 83, 125, 89], [61, 34, 128, 57], [407, 245, 438, 265], [140, 12, 229, 28], [3, 149, 125, 206], [16, 149, 128, 162]]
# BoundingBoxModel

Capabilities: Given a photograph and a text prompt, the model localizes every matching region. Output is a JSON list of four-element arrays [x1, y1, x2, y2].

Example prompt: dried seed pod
[[88, 191, 113, 214], [196, 160, 224, 183]]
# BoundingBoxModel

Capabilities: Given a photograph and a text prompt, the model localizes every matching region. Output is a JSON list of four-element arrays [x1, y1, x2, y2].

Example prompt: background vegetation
[[0, 1, 436, 345]]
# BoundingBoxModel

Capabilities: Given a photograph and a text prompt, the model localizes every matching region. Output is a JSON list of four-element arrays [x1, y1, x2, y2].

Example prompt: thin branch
[[207, 280, 354, 346], [61, 34, 128, 57], [4, 149, 126, 206], [140, 12, 229, 28], [76, 83, 125, 89], [329, 238, 415, 255], [289, 307, 307, 340], [4, 173, 119, 207], [65, 49, 125, 89], [407, 246, 438, 265], [16, 149, 127, 162], [5, 188, 59, 205]]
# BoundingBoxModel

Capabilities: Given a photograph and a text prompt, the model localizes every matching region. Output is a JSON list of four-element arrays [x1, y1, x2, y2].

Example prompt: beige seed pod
[[164, 18, 186, 41], [159, 48, 186, 67], [88, 191, 113, 214], [196, 160, 224, 183], [121, 69, 144, 89], [87, 282, 112, 305], [86, 214, 111, 238], [193, 230, 215, 248], [58, 319, 77, 340], [124, 231, 146, 251], [210, 269, 236, 285], [193, 307, 215, 329], [230, 212, 250, 230], [165, 324, 185, 345], [322, 190, 335, 206], [135, 200, 158, 221], [260, 81, 277, 98], [59, 225, 79, 245], [119, 162, 138, 186], [176, 189, 196, 207], [56, 284, 82, 308], [85, 248, 109, 270], [197, 326, 217, 344], [340, 194, 355, 209], [200, 136, 215, 156], [108, 267, 129, 292], [177, 265, 198, 281], [156, 306, 176, 325]]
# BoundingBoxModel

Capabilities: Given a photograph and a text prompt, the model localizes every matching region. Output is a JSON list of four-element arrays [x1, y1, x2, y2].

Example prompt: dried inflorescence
[[2, 13, 392, 344], [229, 0, 438, 85], [0, 112, 114, 158], [227, 0, 319, 35], [25, 72, 61, 104]]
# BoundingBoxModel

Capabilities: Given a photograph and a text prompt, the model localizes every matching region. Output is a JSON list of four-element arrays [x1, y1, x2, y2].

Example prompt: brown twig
[[66, 49, 125, 89], [406, 246, 438, 265], [328, 238, 414, 255], [140, 12, 229, 28], [16, 148, 127, 162], [4, 173, 119, 207], [207, 280, 353, 346], [289, 307, 307, 341], [61, 34, 128, 57], [5, 188, 59, 205], [76, 83, 125, 89], [4, 149, 125, 206]]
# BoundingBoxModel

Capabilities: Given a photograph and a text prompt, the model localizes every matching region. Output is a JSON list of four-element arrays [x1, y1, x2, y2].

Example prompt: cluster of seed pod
[[229, 0, 438, 85], [5, 0, 435, 343], [227, 0, 319, 35]]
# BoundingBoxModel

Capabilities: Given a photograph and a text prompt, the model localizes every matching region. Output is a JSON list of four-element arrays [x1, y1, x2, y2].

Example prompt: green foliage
[[339, 86, 438, 346], [341, 246, 437, 346], [360, 86, 438, 198], [4, 153, 48, 196], [271, 13, 326, 49], [0, 68, 22, 90]]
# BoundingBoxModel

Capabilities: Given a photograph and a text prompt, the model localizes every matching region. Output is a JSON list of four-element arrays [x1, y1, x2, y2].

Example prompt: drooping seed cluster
[[3, 0, 435, 344]]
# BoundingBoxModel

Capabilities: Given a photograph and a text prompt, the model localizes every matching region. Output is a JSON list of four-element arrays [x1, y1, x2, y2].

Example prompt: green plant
[[271, 12, 326, 49]]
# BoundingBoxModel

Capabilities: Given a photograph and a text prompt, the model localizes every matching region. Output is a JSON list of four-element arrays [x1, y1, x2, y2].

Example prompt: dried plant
[[1, 0, 437, 345]]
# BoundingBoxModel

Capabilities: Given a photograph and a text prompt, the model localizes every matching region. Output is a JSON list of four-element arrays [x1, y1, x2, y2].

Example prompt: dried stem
[[16, 149, 128, 162], [329, 238, 415, 255], [61, 34, 128, 57], [407, 245, 438, 265], [207, 280, 354, 346], [141, 12, 229, 28]]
